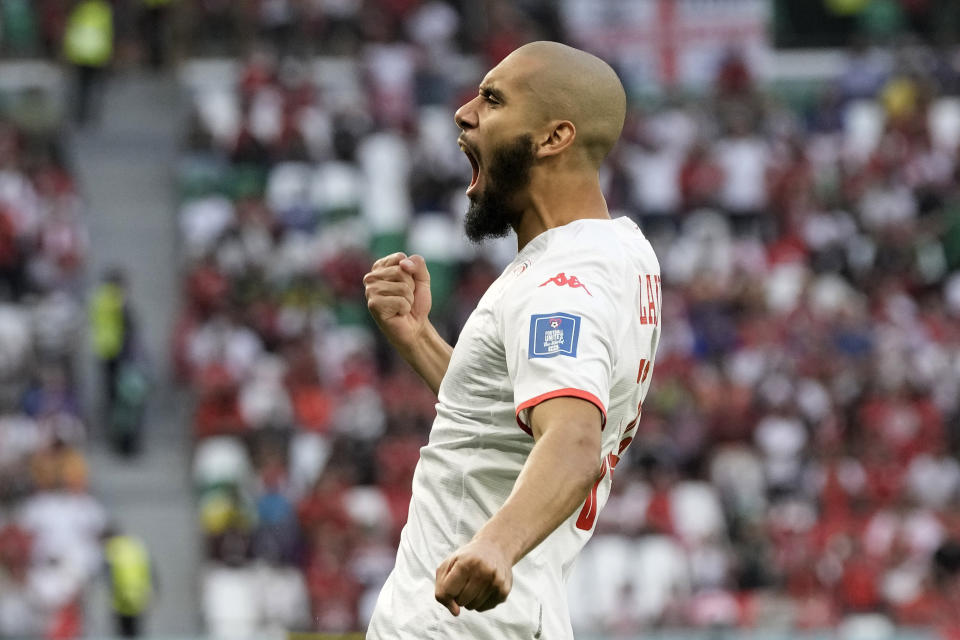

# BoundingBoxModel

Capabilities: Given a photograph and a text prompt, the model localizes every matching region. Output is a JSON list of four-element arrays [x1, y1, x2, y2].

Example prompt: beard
[[463, 134, 536, 243]]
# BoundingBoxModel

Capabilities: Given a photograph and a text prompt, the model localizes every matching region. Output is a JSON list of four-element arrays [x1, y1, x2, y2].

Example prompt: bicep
[[527, 396, 603, 446]]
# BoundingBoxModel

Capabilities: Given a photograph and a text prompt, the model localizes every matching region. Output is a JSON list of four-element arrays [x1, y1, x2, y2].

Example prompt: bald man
[[364, 42, 662, 639]]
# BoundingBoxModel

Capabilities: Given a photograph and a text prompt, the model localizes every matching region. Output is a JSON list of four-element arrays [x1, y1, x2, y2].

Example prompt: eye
[[481, 90, 499, 105]]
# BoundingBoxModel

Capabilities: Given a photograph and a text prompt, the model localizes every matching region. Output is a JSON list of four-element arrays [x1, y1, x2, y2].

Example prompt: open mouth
[[459, 139, 481, 195]]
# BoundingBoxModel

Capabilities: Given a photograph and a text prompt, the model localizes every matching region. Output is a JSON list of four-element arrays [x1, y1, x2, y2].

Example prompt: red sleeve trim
[[515, 388, 607, 437]]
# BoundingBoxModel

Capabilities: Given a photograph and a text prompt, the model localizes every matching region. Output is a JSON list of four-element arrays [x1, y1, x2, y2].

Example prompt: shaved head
[[452, 41, 627, 243], [503, 41, 627, 167]]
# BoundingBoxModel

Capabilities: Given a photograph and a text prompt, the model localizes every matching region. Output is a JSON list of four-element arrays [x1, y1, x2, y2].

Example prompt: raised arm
[[434, 396, 602, 615], [363, 252, 452, 395]]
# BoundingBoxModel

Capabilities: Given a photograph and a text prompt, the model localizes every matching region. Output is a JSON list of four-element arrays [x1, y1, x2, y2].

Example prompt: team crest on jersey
[[529, 312, 581, 358]]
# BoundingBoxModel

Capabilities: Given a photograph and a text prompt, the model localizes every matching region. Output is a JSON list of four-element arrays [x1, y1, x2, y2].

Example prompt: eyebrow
[[479, 84, 507, 103]]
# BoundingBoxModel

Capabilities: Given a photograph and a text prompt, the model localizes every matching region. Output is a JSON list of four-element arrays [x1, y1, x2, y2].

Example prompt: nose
[[454, 98, 478, 131]]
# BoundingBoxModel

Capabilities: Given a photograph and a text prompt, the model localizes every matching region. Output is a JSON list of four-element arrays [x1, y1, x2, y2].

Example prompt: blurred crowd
[[4, 0, 960, 638], [0, 122, 106, 640], [174, 1, 566, 636], [574, 43, 960, 635], [49, 2, 934, 640], [174, 11, 960, 637], [0, 0, 561, 67]]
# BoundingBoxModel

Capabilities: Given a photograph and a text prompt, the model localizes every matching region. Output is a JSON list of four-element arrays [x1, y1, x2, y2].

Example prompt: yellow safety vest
[[64, 0, 113, 67], [90, 283, 125, 360], [824, 0, 871, 15], [105, 536, 153, 616]]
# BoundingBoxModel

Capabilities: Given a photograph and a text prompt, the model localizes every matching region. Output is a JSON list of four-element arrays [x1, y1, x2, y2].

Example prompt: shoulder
[[539, 217, 643, 277], [498, 219, 638, 311]]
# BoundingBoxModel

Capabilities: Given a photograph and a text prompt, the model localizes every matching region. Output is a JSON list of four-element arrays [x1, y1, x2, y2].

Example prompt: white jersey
[[368, 217, 662, 639]]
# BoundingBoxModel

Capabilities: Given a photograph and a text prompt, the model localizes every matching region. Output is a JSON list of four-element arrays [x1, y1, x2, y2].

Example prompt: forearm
[[394, 322, 453, 395], [472, 425, 600, 565]]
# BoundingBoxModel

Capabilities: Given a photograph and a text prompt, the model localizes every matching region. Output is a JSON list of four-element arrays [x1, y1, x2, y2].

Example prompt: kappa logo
[[538, 272, 592, 296]]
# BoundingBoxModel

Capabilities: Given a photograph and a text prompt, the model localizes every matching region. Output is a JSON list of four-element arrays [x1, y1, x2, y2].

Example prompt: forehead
[[481, 52, 537, 94]]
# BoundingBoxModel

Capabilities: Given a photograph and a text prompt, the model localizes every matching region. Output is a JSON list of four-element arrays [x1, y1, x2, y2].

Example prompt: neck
[[514, 168, 610, 251]]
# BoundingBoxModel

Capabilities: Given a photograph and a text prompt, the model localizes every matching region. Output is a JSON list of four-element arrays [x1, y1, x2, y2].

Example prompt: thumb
[[400, 254, 431, 286], [435, 582, 461, 617], [437, 594, 460, 617]]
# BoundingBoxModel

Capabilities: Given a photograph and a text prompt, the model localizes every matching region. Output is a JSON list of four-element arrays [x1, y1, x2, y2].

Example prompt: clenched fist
[[435, 539, 513, 616], [363, 252, 432, 351]]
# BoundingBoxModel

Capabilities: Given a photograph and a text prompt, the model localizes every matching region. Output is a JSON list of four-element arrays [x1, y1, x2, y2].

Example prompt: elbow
[[573, 467, 600, 504], [582, 445, 603, 484], [583, 457, 603, 494], [571, 430, 603, 495], [568, 457, 601, 508]]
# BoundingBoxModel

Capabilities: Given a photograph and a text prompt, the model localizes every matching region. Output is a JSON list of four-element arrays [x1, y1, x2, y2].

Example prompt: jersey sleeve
[[500, 250, 621, 436]]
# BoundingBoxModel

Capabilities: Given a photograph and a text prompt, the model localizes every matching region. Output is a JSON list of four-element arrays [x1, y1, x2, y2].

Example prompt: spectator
[[103, 531, 155, 638], [0, 119, 101, 639], [89, 267, 142, 452], [63, 0, 113, 126]]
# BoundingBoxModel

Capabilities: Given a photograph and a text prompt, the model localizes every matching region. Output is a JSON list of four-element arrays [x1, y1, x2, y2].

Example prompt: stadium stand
[[2, 0, 959, 638], [171, 3, 960, 637], [0, 119, 105, 638]]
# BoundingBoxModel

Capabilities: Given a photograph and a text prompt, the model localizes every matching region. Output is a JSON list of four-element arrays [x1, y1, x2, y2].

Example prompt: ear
[[536, 120, 576, 159]]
